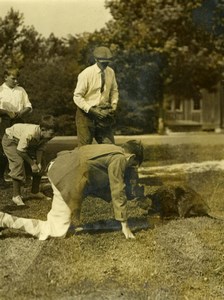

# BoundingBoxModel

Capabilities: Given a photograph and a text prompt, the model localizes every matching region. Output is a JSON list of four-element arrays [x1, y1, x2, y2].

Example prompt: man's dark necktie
[[100, 70, 105, 93]]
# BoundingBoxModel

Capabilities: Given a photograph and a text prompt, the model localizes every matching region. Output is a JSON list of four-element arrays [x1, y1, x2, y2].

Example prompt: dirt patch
[[1, 160, 224, 299]]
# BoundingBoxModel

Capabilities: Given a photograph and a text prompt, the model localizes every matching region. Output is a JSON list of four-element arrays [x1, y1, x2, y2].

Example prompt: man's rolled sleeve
[[17, 136, 30, 152], [73, 73, 91, 113], [22, 89, 32, 110], [109, 72, 119, 110]]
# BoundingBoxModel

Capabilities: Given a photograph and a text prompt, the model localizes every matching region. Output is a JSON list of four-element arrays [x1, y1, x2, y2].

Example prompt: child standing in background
[[0, 68, 32, 188]]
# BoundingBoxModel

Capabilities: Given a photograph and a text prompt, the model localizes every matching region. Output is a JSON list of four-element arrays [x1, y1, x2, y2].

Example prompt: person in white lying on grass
[[1, 115, 57, 205], [0, 140, 144, 240]]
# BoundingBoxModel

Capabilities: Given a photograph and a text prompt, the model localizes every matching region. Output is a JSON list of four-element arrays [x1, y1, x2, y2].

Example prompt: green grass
[[143, 143, 224, 166], [1, 143, 224, 299]]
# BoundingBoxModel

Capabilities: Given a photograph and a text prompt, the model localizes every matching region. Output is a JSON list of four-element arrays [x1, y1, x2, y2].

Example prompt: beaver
[[138, 184, 224, 220]]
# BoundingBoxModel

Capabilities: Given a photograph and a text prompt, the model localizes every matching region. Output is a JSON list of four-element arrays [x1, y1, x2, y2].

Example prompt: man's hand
[[121, 221, 135, 239], [31, 161, 40, 173], [107, 108, 115, 116], [89, 107, 108, 120], [13, 111, 21, 119]]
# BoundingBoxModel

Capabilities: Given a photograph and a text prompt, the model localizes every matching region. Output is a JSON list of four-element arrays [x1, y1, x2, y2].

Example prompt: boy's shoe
[[38, 232, 49, 241], [12, 195, 25, 206], [29, 192, 51, 201]]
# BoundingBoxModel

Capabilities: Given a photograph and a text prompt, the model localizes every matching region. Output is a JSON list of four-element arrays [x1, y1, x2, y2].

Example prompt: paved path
[[45, 132, 224, 163], [48, 132, 224, 148], [118, 133, 224, 145]]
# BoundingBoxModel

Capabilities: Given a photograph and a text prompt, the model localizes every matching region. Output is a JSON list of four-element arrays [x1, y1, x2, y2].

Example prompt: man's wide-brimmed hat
[[93, 46, 113, 62]]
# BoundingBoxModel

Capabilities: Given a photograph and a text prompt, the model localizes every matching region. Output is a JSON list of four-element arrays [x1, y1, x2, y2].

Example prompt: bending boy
[[1, 115, 57, 205], [0, 140, 144, 240]]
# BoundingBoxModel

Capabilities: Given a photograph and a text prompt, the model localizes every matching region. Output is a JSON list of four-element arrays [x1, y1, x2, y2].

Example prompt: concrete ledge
[[44, 133, 224, 164]]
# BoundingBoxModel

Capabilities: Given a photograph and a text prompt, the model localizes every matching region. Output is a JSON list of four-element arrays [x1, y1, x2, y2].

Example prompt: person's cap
[[93, 46, 113, 62]]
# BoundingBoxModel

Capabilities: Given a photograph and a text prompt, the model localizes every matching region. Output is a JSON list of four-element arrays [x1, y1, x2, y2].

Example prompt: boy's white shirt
[[0, 83, 32, 112], [5, 124, 42, 152]]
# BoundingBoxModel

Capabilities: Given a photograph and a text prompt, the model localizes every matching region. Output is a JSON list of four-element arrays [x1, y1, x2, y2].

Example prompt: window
[[166, 101, 172, 111], [174, 98, 183, 111], [166, 98, 183, 111], [192, 98, 201, 110]]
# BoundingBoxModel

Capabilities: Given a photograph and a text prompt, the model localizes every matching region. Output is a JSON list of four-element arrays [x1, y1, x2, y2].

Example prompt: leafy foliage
[[1, 2, 224, 134], [104, 0, 224, 96], [0, 9, 84, 135]]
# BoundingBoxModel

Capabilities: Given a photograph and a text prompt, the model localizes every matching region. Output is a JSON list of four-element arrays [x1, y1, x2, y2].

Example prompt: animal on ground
[[138, 184, 224, 220]]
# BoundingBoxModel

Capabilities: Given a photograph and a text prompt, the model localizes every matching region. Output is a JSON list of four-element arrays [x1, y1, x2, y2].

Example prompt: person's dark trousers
[[31, 174, 42, 194], [75, 108, 95, 146], [75, 107, 114, 146]]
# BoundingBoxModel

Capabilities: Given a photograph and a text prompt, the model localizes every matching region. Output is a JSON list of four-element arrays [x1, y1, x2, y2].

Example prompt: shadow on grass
[[2, 204, 30, 212], [0, 229, 36, 239]]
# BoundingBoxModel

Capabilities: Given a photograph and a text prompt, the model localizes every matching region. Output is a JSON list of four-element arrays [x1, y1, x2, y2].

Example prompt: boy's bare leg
[[12, 179, 22, 197], [12, 179, 25, 205]]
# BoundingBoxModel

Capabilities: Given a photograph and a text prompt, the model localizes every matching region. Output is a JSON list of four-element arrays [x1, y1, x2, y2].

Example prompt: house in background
[[164, 83, 224, 132]]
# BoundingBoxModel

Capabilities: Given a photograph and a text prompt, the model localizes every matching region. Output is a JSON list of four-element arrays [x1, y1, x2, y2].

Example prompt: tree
[[19, 36, 83, 135], [0, 8, 44, 68], [0, 9, 83, 135], [90, 0, 224, 132], [105, 0, 224, 90]]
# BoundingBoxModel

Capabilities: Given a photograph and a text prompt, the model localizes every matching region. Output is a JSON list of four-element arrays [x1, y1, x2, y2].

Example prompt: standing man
[[0, 68, 32, 188], [73, 46, 119, 146]]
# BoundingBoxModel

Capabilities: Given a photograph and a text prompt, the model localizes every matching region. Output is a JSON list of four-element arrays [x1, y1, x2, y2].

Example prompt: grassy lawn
[[1, 143, 224, 299]]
